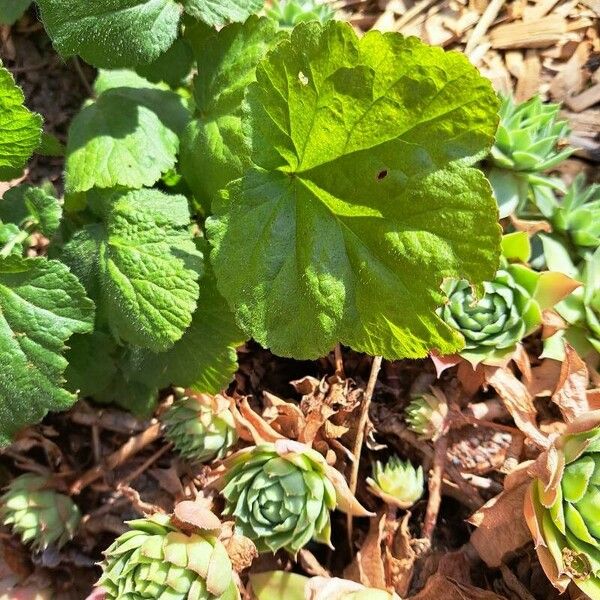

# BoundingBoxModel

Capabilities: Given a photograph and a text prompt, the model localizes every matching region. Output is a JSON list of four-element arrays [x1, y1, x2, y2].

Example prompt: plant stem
[[347, 354, 383, 548], [422, 431, 448, 542]]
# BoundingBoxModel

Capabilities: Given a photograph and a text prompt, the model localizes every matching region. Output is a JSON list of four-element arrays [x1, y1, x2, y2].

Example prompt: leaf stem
[[347, 354, 382, 548]]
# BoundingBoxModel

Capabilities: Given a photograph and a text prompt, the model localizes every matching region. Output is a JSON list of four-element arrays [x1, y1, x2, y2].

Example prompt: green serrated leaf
[[65, 85, 189, 193], [182, 0, 264, 27], [61, 188, 202, 352], [133, 264, 244, 393], [0, 65, 42, 181], [0, 255, 95, 446], [0, 0, 31, 24], [180, 15, 281, 210], [0, 223, 24, 255], [207, 21, 501, 360], [36, 0, 182, 69], [0, 183, 61, 237], [65, 331, 157, 416], [136, 37, 194, 87]]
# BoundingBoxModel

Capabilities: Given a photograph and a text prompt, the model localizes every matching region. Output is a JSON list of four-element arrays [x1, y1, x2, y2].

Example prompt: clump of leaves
[[214, 440, 371, 554], [99, 513, 239, 600], [524, 413, 600, 598], [485, 95, 573, 219], [438, 233, 578, 366], [367, 456, 424, 509], [405, 390, 448, 441], [0, 474, 81, 551], [162, 392, 238, 463], [267, 0, 335, 28]]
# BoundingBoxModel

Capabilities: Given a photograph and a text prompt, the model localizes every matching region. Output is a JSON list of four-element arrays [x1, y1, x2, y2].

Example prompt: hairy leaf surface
[[66, 86, 189, 193], [0, 65, 42, 180], [182, 0, 264, 27], [180, 16, 281, 209], [134, 265, 244, 393], [0, 256, 95, 446], [207, 21, 502, 359], [36, 0, 182, 69], [61, 189, 202, 351]]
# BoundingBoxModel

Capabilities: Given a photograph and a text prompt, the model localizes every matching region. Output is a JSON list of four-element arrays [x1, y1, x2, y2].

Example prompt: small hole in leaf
[[377, 170, 388, 180]]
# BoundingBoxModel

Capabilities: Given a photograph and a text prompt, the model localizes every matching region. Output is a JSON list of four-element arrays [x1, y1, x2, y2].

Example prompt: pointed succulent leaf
[[525, 414, 600, 596], [0, 474, 81, 551], [99, 513, 239, 600], [207, 21, 501, 360], [367, 455, 424, 509]]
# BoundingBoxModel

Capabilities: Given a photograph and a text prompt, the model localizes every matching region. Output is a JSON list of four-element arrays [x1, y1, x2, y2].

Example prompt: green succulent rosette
[[267, 0, 335, 28], [215, 440, 371, 554], [405, 390, 448, 441], [98, 513, 239, 600], [0, 473, 81, 552], [162, 393, 238, 463], [486, 95, 573, 219], [548, 175, 600, 258], [367, 455, 424, 509], [438, 232, 578, 367], [524, 412, 600, 598], [541, 237, 599, 364]]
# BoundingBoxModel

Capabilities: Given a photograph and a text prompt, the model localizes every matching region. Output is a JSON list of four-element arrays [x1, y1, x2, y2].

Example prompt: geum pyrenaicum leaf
[[207, 21, 502, 360], [60, 188, 202, 352], [0, 64, 42, 180], [132, 264, 245, 394], [36, 0, 183, 69], [0, 255, 95, 446], [182, 0, 265, 27], [180, 16, 282, 211], [65, 84, 190, 193], [0, 183, 61, 237]]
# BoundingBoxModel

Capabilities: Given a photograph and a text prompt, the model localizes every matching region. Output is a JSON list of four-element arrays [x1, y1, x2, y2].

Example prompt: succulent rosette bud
[[524, 412, 600, 598], [98, 513, 239, 600], [367, 456, 424, 509], [405, 390, 448, 441], [162, 393, 238, 463], [550, 175, 600, 259], [267, 0, 335, 28], [438, 233, 578, 367], [214, 440, 371, 554], [0, 473, 81, 552], [486, 95, 573, 218]]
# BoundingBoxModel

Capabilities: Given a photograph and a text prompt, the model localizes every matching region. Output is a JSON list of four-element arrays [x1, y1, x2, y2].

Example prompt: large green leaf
[[0, 0, 31, 24], [134, 265, 244, 393], [65, 331, 157, 416], [180, 16, 281, 210], [0, 256, 94, 446], [182, 0, 264, 27], [207, 21, 501, 360], [61, 189, 202, 351], [0, 65, 42, 180], [36, 0, 182, 69], [66, 86, 189, 193]]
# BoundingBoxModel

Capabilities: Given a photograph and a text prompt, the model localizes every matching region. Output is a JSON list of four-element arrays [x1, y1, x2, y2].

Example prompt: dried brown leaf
[[345, 512, 387, 589], [484, 366, 549, 448], [385, 512, 416, 597], [469, 480, 531, 567], [411, 574, 505, 600], [173, 500, 221, 534], [552, 344, 591, 421]]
